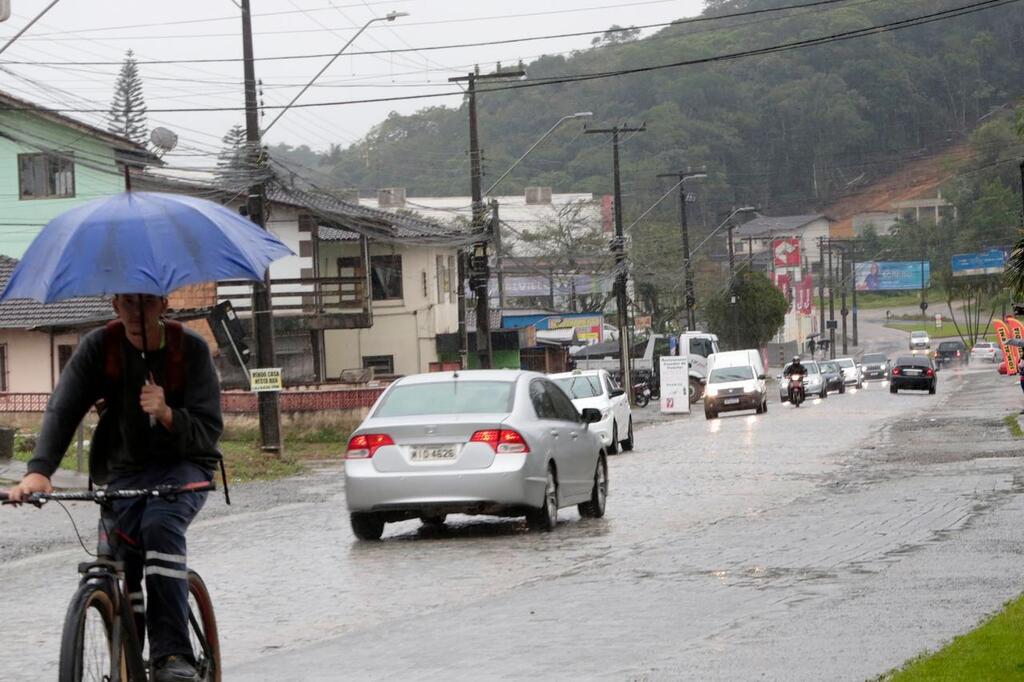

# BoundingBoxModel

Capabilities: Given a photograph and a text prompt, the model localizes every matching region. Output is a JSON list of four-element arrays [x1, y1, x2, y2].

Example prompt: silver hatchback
[[344, 370, 609, 540]]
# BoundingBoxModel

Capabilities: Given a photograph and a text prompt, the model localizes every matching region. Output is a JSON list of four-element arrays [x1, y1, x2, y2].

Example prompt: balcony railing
[[218, 276, 372, 330]]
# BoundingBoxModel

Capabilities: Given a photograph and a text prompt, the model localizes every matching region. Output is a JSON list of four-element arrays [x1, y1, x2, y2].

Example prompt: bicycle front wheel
[[187, 570, 222, 682], [58, 583, 123, 682]]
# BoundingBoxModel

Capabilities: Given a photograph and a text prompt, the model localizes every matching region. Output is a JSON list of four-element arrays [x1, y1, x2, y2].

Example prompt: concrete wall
[[319, 240, 459, 377], [0, 112, 124, 258]]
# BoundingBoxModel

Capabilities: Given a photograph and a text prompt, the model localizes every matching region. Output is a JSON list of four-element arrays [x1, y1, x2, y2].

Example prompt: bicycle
[[1, 482, 221, 682]]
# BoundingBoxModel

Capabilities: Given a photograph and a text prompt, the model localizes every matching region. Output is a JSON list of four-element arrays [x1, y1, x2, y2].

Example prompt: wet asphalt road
[[2, 320, 1024, 680]]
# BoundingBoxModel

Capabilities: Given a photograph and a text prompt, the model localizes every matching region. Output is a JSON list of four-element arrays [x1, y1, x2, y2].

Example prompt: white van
[[703, 350, 768, 420]]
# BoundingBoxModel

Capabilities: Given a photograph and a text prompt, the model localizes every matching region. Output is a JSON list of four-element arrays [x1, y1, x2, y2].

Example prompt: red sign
[[774, 272, 792, 309], [773, 239, 801, 268], [795, 275, 814, 315]]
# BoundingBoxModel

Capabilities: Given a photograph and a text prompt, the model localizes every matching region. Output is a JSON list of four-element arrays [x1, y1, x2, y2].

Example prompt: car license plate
[[905, 369, 921, 376], [724, 398, 740, 405], [411, 446, 457, 461]]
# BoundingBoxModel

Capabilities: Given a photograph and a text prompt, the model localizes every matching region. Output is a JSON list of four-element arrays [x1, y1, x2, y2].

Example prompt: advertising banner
[[772, 238, 801, 268], [774, 272, 792, 308], [795, 275, 814, 315], [1007, 317, 1024, 370], [659, 356, 691, 414], [501, 312, 604, 343], [952, 249, 1007, 277], [854, 261, 930, 291], [993, 320, 1016, 375]]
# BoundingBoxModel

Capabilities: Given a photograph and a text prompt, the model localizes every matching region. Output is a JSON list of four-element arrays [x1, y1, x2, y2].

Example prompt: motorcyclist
[[784, 355, 807, 379]]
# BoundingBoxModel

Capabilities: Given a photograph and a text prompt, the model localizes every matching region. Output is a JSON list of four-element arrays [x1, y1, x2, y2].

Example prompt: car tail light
[[891, 367, 901, 376], [470, 429, 530, 454], [346, 433, 394, 459], [956, 351, 961, 357], [925, 368, 934, 377]]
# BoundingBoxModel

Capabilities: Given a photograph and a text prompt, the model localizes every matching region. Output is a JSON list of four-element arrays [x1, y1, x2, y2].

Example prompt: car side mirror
[[758, 374, 766, 380], [609, 388, 625, 398], [581, 408, 602, 424]]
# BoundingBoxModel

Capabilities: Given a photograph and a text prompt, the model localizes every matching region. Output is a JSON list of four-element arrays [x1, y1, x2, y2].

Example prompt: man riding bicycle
[[7, 293, 223, 682]]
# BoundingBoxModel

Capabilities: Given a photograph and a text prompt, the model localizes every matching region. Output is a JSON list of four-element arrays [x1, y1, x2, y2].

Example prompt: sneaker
[[153, 655, 200, 682]]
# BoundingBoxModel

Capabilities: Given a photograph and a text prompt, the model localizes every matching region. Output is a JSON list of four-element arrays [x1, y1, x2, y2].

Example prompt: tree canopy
[[107, 49, 148, 146]]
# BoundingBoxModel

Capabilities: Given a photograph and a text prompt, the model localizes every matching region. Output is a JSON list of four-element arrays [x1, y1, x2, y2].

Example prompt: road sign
[[934, 313, 942, 329], [920, 301, 929, 312], [826, 320, 838, 330], [660, 356, 690, 415], [250, 368, 283, 392]]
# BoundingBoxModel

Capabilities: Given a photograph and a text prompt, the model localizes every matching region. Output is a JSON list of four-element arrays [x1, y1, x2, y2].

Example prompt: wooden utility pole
[[241, 0, 281, 453], [586, 124, 646, 396], [657, 170, 705, 331], [449, 67, 525, 369]]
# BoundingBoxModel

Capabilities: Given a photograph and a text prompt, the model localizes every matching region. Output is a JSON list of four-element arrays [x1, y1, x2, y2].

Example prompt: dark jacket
[[784, 362, 807, 378], [27, 324, 223, 485]]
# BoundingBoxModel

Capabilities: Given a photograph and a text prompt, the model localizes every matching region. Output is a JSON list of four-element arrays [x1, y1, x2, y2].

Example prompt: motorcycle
[[633, 380, 652, 407], [787, 374, 805, 407]]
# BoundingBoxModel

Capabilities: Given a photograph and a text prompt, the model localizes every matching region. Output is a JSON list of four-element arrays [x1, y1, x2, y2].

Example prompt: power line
[[1, 0, 1009, 115]]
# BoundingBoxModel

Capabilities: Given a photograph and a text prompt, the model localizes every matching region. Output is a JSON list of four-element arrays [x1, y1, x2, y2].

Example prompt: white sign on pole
[[659, 356, 690, 414], [934, 313, 942, 329], [250, 367, 283, 392]]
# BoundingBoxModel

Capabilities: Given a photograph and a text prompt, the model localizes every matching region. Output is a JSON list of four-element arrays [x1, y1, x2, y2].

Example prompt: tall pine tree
[[107, 49, 148, 145], [216, 124, 251, 189]]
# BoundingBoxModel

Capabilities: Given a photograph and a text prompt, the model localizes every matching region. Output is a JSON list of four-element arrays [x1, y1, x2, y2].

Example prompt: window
[[374, 380, 514, 417], [544, 380, 581, 422], [58, 344, 76, 375], [362, 355, 394, 376], [0, 344, 7, 391], [552, 375, 602, 399], [689, 337, 714, 358], [370, 254, 402, 300], [708, 366, 754, 383], [529, 380, 557, 420], [18, 153, 75, 199]]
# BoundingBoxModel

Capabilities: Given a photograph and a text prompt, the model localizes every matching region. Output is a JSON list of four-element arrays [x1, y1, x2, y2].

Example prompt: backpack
[[99, 318, 231, 504]]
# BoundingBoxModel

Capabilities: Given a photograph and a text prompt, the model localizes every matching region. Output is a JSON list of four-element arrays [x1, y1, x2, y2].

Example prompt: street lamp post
[[485, 112, 592, 196], [657, 170, 707, 331]]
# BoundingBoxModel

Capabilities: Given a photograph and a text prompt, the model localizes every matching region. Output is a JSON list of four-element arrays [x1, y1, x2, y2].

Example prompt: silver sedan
[[344, 370, 609, 540]]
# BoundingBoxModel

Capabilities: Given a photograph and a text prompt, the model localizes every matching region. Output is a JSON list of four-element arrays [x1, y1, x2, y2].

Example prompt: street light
[[484, 112, 593, 196], [262, 11, 410, 135], [690, 206, 757, 258]]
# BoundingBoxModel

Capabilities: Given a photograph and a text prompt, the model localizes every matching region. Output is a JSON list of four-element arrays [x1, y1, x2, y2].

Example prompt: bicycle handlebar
[[0, 480, 216, 506]]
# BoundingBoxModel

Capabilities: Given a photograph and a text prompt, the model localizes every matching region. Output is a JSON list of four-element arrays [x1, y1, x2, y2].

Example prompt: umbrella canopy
[[1, 191, 293, 303]]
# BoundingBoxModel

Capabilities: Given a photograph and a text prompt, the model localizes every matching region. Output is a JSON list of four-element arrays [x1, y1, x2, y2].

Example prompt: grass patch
[[856, 289, 945, 310], [878, 594, 1024, 681], [1004, 414, 1024, 439], [8, 413, 356, 484]]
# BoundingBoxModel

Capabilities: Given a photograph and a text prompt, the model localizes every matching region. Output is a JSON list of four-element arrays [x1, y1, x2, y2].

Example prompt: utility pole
[[586, 124, 646, 396], [728, 221, 738, 350], [818, 237, 825, 345], [840, 248, 848, 355], [241, 0, 281, 454], [450, 67, 525, 369], [920, 243, 928, 321], [491, 199, 505, 309], [657, 170, 706, 331], [827, 238, 836, 359], [850, 240, 858, 347]]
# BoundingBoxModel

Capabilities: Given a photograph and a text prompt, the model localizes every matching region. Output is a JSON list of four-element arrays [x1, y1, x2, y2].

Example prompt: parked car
[[909, 331, 931, 350], [550, 369, 633, 453], [344, 370, 608, 540], [859, 353, 890, 380], [703, 350, 768, 419], [970, 341, 1000, 363], [889, 355, 937, 394], [819, 361, 846, 394], [935, 340, 968, 367], [779, 360, 826, 402], [834, 357, 862, 387]]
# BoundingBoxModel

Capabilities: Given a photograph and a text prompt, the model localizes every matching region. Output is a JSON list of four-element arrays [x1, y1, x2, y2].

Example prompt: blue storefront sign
[[854, 261, 930, 291], [951, 249, 1007, 277]]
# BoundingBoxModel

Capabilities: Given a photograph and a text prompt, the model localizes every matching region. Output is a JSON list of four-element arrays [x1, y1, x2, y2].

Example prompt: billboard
[[854, 261, 930, 291], [501, 312, 604, 344], [772, 239, 801, 268], [951, 249, 1007, 277]]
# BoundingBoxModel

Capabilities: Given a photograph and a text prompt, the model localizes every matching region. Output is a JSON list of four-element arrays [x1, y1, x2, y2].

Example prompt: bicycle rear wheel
[[187, 570, 222, 682], [58, 583, 123, 682]]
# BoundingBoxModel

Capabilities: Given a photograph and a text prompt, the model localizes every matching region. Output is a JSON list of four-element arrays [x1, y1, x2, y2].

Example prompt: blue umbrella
[[1, 191, 293, 303]]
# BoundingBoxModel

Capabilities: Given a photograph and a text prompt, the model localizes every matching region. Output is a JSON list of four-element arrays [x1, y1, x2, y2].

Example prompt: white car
[[970, 341, 1001, 363], [909, 331, 930, 350], [550, 369, 633, 453], [834, 357, 863, 388]]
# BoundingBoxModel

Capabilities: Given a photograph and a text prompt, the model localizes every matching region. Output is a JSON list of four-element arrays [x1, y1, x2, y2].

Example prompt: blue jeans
[[99, 461, 210, 662]]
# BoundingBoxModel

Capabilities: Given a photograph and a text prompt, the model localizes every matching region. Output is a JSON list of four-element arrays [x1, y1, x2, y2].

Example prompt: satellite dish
[[150, 127, 178, 153]]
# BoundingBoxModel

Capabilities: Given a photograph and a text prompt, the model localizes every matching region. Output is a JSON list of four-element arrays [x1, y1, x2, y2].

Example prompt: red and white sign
[[773, 239, 801, 268], [774, 272, 792, 309], [795, 275, 814, 315]]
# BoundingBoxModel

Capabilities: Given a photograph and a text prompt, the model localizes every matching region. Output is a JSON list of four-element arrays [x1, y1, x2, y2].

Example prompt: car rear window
[[938, 342, 963, 350], [837, 358, 855, 367], [709, 366, 754, 383], [553, 375, 602, 399], [975, 342, 992, 349], [911, 332, 927, 337], [374, 380, 515, 417], [896, 356, 930, 367]]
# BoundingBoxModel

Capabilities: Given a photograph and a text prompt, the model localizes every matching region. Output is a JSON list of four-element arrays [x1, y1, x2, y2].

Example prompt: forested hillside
[[270, 0, 1024, 219]]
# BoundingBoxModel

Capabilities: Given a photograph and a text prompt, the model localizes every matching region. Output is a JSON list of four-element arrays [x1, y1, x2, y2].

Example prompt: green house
[[0, 89, 152, 257]]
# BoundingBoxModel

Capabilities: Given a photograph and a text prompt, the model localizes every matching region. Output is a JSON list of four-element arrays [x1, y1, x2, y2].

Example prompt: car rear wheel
[[608, 422, 619, 455], [578, 454, 607, 519], [820, 387, 828, 398], [929, 383, 936, 395], [839, 384, 846, 394], [527, 466, 558, 532], [350, 512, 385, 541], [620, 418, 634, 452]]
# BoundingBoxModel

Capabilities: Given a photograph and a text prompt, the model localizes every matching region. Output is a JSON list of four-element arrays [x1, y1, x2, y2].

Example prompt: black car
[[889, 355, 937, 394], [819, 361, 846, 394], [860, 353, 890, 380], [935, 340, 967, 367]]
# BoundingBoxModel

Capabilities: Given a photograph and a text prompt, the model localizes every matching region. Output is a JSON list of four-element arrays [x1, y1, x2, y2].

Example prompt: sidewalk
[[0, 458, 90, 488]]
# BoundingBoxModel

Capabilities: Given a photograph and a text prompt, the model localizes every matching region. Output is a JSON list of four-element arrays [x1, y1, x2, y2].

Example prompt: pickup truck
[[572, 332, 720, 403]]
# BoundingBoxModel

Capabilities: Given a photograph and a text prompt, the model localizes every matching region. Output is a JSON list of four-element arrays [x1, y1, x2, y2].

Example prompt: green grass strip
[[1004, 414, 1024, 439]]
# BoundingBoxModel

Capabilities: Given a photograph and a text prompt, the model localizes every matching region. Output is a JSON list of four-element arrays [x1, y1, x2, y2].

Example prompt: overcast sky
[[0, 0, 705, 169]]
